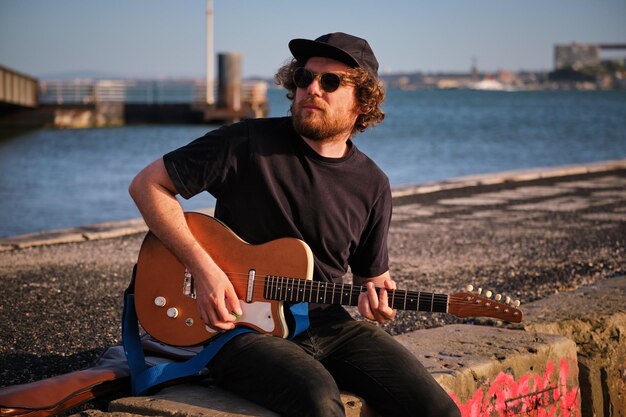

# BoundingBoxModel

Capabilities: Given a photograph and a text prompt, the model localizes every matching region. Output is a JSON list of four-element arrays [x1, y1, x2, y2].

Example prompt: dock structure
[[0, 65, 38, 112], [0, 56, 269, 129], [0, 73, 269, 129]]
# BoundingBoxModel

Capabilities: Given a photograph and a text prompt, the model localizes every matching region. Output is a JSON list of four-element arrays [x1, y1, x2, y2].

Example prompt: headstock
[[448, 285, 523, 323]]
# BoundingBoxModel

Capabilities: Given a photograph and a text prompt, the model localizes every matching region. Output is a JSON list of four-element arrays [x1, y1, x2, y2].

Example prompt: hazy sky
[[1, 0, 625, 79]]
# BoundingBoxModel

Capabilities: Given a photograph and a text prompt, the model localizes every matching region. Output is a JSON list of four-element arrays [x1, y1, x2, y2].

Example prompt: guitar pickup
[[183, 269, 196, 299]]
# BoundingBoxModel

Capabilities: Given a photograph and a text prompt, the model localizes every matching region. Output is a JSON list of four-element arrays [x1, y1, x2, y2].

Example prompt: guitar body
[[134, 212, 314, 347]]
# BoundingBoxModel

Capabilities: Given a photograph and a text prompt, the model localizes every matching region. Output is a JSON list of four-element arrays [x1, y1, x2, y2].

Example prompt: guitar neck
[[263, 275, 449, 313]]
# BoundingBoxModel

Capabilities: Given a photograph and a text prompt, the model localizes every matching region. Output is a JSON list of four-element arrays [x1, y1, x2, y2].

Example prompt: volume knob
[[166, 307, 179, 318], [154, 296, 167, 307]]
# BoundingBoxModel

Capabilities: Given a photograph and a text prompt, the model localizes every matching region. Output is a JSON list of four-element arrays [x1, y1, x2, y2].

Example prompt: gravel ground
[[1, 168, 625, 389]]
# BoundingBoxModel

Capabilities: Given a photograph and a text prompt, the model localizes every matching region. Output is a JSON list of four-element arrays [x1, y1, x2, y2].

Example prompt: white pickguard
[[205, 300, 279, 335]]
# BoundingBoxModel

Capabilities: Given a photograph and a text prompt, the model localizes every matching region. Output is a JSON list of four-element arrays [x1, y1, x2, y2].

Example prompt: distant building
[[554, 44, 600, 70]]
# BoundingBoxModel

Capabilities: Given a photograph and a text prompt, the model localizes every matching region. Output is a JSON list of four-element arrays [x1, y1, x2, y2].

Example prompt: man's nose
[[306, 77, 323, 95]]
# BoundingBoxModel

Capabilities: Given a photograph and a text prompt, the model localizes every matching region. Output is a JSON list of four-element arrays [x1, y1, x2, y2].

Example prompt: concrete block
[[396, 325, 580, 416], [523, 276, 626, 417]]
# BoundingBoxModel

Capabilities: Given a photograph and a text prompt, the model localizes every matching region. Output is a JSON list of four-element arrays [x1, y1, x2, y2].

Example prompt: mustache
[[296, 97, 327, 111]]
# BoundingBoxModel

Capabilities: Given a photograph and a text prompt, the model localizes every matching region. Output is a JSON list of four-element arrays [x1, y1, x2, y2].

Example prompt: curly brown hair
[[274, 59, 385, 135]]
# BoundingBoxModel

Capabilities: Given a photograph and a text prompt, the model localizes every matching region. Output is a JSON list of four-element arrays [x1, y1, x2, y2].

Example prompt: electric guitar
[[134, 212, 523, 347]]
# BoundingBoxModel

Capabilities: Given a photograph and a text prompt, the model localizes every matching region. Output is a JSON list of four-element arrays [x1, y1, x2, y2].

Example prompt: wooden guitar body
[[134, 212, 314, 346]]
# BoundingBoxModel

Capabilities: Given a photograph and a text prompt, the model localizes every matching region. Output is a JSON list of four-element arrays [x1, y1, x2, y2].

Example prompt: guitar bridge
[[183, 269, 196, 299]]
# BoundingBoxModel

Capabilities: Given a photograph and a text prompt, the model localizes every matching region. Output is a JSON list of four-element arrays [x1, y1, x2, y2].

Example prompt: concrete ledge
[[109, 386, 370, 417], [522, 275, 626, 416], [0, 218, 149, 251], [107, 325, 580, 417], [398, 325, 579, 414]]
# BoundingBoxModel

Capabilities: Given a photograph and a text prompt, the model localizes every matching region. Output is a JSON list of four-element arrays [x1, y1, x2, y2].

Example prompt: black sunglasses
[[292, 67, 353, 93]]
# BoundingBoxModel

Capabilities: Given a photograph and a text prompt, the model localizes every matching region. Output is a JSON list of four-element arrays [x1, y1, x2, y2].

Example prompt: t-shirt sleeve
[[348, 184, 392, 278], [163, 122, 248, 200]]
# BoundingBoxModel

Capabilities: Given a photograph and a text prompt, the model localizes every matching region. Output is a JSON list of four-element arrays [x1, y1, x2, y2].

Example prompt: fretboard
[[263, 276, 449, 313]]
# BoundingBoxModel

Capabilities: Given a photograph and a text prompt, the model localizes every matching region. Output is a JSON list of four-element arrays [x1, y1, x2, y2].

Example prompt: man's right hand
[[192, 261, 243, 331]]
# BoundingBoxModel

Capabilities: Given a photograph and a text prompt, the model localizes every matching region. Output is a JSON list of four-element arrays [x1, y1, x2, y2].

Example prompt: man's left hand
[[358, 279, 397, 324]]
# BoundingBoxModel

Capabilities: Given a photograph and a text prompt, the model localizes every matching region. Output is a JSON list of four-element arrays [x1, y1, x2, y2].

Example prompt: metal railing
[[38, 79, 267, 105]]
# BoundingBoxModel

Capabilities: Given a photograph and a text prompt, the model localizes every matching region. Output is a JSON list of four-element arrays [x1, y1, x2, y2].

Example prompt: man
[[129, 32, 460, 417]]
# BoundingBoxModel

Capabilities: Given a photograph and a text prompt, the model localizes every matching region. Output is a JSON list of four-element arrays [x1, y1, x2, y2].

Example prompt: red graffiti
[[449, 359, 580, 417]]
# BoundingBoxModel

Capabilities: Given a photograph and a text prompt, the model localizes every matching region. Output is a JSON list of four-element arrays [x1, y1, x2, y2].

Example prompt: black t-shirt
[[163, 117, 392, 283]]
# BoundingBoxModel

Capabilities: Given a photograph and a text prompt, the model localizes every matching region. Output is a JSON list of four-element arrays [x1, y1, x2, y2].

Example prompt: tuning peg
[[495, 294, 502, 301], [466, 284, 474, 292], [505, 296, 511, 304], [485, 290, 492, 298], [477, 287, 483, 295], [513, 300, 521, 307]]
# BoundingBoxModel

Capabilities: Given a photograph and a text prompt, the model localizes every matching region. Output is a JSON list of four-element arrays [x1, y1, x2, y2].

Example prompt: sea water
[[0, 89, 624, 237]]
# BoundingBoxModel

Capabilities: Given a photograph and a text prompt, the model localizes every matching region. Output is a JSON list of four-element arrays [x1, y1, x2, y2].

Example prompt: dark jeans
[[207, 306, 461, 417]]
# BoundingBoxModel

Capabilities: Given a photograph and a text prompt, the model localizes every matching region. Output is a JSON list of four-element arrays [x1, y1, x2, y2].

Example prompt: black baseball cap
[[288, 32, 379, 77]]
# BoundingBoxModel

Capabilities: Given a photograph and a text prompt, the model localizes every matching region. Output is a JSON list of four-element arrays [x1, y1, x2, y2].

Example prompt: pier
[[0, 68, 269, 129], [0, 65, 38, 112]]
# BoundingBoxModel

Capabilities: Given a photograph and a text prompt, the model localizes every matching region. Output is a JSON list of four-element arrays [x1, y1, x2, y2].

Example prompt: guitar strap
[[122, 266, 310, 396]]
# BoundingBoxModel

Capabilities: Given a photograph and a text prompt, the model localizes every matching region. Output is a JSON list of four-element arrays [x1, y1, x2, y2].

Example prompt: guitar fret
[[418, 292, 431, 312], [287, 277, 293, 302], [277, 276, 282, 300], [295, 279, 301, 302], [283, 277, 287, 301], [435, 294, 449, 313], [348, 282, 352, 305], [282, 276, 287, 301], [401, 291, 415, 311], [331, 282, 336, 304]]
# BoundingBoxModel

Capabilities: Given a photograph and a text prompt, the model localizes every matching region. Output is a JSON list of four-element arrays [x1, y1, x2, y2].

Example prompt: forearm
[[128, 158, 213, 274]]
